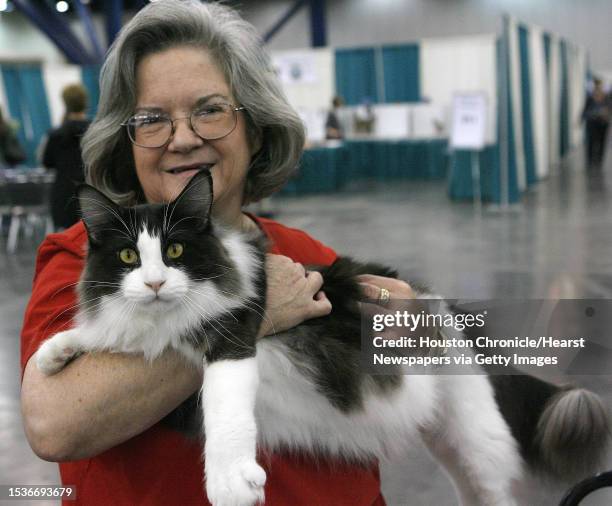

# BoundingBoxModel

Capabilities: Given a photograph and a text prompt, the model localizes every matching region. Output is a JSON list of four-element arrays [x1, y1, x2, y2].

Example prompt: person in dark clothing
[[325, 96, 345, 140], [42, 84, 91, 230], [0, 106, 26, 167], [582, 78, 611, 169]]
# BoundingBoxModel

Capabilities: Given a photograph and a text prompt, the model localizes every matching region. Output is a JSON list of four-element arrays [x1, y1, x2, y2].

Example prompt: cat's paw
[[36, 338, 76, 375], [206, 458, 266, 506]]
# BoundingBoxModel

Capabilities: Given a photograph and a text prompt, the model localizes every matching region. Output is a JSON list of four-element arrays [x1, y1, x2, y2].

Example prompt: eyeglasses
[[122, 103, 246, 148]]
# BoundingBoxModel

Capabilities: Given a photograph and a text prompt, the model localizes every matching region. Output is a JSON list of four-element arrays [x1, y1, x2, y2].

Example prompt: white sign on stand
[[450, 92, 488, 212], [450, 92, 488, 150]]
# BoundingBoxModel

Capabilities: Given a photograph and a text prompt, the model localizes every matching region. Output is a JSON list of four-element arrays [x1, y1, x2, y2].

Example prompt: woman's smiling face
[[132, 45, 257, 223]]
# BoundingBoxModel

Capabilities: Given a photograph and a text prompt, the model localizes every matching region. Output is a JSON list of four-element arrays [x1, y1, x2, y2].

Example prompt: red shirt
[[21, 218, 385, 506]]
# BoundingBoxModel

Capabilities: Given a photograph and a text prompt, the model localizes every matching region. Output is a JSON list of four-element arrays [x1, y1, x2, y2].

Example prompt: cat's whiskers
[[210, 287, 272, 331], [166, 215, 198, 237], [179, 298, 212, 351], [182, 294, 251, 350], [187, 287, 239, 323], [80, 197, 135, 239], [211, 263, 236, 271], [189, 274, 225, 282], [128, 207, 139, 238], [214, 288, 267, 314], [43, 291, 126, 336], [181, 295, 233, 349], [162, 199, 170, 236], [97, 227, 134, 243], [51, 280, 122, 298], [187, 286, 273, 340]]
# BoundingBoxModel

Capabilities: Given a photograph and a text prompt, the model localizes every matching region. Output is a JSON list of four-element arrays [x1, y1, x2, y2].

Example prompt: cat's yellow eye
[[167, 243, 184, 259], [119, 248, 138, 264]]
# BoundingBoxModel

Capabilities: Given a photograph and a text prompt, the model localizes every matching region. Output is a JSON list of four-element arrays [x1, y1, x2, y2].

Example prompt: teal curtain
[[506, 40, 520, 202], [519, 25, 537, 185], [81, 64, 102, 119], [381, 44, 420, 103], [0, 63, 51, 166], [559, 39, 570, 158], [335, 48, 378, 105], [448, 146, 501, 202], [0, 65, 27, 154], [543, 33, 551, 78]]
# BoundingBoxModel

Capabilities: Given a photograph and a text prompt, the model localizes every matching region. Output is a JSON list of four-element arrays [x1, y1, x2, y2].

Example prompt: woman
[[42, 84, 91, 230], [20, 1, 411, 505]]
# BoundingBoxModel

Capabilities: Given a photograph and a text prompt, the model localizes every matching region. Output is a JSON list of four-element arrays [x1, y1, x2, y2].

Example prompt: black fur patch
[[278, 257, 402, 413]]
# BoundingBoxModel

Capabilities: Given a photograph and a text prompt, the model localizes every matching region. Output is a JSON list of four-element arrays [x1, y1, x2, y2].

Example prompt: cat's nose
[[145, 280, 166, 293]]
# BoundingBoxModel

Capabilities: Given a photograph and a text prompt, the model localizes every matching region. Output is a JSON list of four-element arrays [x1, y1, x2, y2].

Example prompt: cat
[[36, 170, 609, 506]]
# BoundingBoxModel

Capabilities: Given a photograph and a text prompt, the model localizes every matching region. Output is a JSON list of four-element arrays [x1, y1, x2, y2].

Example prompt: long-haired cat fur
[[35, 171, 610, 506]]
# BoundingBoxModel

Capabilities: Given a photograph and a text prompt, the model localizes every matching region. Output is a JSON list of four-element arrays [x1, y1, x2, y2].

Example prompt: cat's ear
[[168, 170, 214, 229], [77, 184, 123, 243]]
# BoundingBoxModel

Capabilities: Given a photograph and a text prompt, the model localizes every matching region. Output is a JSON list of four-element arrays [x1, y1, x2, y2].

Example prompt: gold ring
[[378, 287, 391, 305]]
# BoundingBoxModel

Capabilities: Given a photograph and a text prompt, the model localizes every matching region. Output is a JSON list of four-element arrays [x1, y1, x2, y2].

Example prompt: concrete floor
[[1, 150, 611, 505]]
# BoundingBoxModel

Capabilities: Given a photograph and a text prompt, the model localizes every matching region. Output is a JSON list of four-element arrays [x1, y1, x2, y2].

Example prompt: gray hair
[[82, 0, 305, 205]]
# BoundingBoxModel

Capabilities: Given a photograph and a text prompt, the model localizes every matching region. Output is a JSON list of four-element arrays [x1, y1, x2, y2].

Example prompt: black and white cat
[[36, 171, 609, 506]]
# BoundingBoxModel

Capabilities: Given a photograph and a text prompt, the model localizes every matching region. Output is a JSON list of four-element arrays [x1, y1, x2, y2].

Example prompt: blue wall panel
[[519, 25, 537, 185], [335, 48, 378, 105], [382, 44, 420, 103]]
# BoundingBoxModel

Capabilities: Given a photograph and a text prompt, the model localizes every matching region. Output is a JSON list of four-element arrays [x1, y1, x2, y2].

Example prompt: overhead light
[[56, 1, 69, 12], [0, 0, 8, 12]]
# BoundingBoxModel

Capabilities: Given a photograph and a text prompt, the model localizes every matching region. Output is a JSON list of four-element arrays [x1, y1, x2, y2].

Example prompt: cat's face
[[76, 171, 239, 314]]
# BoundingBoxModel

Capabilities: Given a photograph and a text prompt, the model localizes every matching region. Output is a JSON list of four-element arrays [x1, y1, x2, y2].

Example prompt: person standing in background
[[42, 84, 91, 230], [0, 106, 26, 168], [325, 96, 345, 140], [582, 77, 611, 169]]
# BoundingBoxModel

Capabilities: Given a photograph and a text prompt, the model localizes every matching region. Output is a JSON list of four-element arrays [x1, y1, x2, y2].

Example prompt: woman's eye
[[167, 243, 184, 259], [119, 248, 139, 264], [133, 115, 164, 127], [194, 105, 225, 117]]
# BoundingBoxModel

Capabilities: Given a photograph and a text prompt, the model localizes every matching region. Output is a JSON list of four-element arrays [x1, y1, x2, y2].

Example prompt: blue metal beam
[[74, 0, 106, 63], [309, 0, 326, 47], [106, 0, 124, 46], [12, 0, 94, 64], [263, 0, 308, 44]]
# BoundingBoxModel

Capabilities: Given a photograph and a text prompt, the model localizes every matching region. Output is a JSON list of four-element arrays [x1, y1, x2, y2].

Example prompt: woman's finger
[[358, 282, 383, 301], [356, 274, 415, 299], [305, 270, 324, 293], [310, 291, 332, 317]]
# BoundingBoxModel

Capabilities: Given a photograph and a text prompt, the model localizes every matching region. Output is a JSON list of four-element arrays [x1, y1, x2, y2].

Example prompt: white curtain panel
[[42, 63, 83, 128], [420, 34, 498, 145], [529, 25, 549, 179], [508, 17, 526, 191], [568, 44, 587, 149], [547, 36, 561, 167]]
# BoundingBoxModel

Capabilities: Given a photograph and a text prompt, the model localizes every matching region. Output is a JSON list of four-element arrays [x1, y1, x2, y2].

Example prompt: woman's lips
[[163, 163, 213, 175]]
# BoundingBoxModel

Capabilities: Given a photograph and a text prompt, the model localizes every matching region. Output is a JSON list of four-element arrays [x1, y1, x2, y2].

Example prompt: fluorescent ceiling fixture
[[56, 1, 69, 13]]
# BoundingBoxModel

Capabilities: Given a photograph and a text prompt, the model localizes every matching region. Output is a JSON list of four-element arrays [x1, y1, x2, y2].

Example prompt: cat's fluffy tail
[[490, 374, 610, 480], [536, 387, 609, 478]]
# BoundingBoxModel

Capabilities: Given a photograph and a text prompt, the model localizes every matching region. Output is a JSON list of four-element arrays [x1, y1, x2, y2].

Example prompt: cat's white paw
[[36, 338, 76, 375], [206, 458, 266, 506]]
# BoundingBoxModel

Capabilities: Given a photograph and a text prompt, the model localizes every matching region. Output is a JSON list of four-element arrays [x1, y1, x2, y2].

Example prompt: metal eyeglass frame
[[121, 104, 246, 148]]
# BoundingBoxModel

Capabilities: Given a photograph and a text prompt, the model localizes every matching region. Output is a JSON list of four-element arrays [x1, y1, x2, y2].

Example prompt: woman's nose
[[167, 117, 204, 152]]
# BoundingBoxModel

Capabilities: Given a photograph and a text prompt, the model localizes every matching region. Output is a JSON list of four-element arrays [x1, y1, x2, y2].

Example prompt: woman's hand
[[258, 254, 332, 337], [357, 274, 416, 303]]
